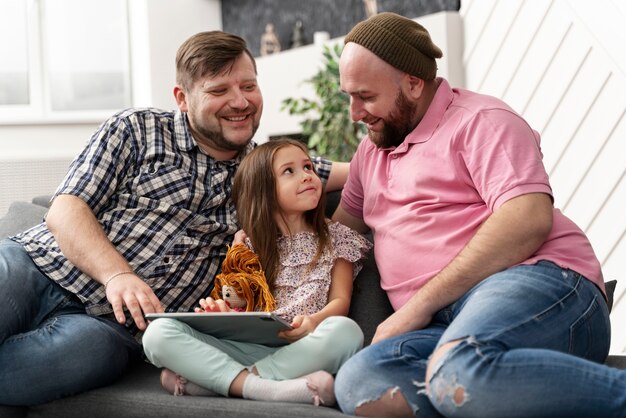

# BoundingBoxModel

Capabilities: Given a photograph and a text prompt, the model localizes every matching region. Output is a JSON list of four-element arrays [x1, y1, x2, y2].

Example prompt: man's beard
[[369, 90, 418, 149], [193, 106, 260, 152], [197, 122, 259, 152]]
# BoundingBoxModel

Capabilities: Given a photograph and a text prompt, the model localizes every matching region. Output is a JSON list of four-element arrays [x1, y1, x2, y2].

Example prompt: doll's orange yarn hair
[[210, 244, 276, 312]]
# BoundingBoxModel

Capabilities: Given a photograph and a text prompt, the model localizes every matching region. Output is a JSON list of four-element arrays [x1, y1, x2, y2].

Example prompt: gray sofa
[[0, 195, 624, 418]]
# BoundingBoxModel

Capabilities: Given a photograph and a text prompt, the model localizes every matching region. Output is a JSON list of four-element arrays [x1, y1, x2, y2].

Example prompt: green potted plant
[[281, 43, 366, 162]]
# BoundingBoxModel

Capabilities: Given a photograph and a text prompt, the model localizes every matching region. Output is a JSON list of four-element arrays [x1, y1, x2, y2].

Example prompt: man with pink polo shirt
[[333, 12, 626, 418]]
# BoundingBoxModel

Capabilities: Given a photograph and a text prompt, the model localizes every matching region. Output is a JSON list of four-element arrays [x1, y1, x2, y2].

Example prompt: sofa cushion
[[348, 247, 393, 345], [31, 195, 53, 208], [0, 201, 47, 239], [18, 361, 348, 418], [605, 279, 617, 313]]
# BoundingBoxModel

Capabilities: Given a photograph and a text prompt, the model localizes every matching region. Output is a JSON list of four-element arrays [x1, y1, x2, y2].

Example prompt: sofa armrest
[[31, 194, 53, 208], [0, 201, 48, 239]]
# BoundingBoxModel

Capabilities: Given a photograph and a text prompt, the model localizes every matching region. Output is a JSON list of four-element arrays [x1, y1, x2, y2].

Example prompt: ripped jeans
[[335, 261, 626, 417]]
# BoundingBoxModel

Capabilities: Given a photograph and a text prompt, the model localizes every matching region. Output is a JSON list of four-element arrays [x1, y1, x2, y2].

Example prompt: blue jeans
[[335, 261, 625, 417], [0, 239, 142, 406]]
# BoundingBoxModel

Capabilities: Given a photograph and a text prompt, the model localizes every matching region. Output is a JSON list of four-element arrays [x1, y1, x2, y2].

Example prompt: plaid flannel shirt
[[13, 108, 331, 335]]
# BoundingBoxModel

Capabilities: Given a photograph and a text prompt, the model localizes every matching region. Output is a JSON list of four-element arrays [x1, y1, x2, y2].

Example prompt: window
[[0, 1, 30, 106], [0, 0, 131, 122]]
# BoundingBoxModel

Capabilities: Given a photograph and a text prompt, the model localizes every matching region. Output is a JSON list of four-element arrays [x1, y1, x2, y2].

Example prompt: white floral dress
[[271, 222, 372, 323]]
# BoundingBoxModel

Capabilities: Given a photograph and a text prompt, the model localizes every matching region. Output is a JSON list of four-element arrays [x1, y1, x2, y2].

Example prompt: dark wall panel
[[222, 0, 460, 57]]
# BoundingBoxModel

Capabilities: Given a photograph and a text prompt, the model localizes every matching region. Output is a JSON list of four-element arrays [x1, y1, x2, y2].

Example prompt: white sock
[[242, 374, 311, 403], [241, 371, 335, 406]]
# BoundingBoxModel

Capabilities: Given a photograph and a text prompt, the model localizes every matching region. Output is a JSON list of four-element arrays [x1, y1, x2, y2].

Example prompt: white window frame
[[0, 0, 132, 125]]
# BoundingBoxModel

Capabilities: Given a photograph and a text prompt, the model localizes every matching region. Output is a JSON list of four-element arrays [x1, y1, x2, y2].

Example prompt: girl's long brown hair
[[233, 139, 329, 289]]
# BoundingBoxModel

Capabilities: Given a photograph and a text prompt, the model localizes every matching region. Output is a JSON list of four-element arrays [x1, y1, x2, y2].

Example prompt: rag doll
[[210, 244, 276, 312]]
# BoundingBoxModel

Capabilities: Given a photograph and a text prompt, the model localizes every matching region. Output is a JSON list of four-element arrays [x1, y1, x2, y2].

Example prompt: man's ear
[[174, 85, 188, 112], [405, 75, 425, 100]]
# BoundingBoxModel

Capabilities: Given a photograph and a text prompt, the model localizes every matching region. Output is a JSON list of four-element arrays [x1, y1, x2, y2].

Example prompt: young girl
[[142, 139, 372, 406]]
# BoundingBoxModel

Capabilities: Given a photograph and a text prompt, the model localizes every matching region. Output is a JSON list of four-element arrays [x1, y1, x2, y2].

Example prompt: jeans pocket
[[568, 295, 610, 361]]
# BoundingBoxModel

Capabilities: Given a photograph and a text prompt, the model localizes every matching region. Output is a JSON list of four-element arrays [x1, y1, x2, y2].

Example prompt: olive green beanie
[[344, 12, 443, 80]]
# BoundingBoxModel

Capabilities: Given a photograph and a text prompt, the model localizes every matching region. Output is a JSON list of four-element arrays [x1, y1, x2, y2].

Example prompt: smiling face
[[175, 52, 263, 160], [340, 42, 421, 148], [272, 144, 322, 224]]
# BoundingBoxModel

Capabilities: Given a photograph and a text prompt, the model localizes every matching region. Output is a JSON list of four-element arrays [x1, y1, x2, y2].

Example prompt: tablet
[[145, 312, 292, 347]]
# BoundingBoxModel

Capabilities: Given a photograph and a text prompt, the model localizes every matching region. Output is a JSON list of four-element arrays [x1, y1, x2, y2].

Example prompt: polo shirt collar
[[391, 77, 453, 154]]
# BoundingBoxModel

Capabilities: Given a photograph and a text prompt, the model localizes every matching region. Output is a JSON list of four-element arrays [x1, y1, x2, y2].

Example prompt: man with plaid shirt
[[0, 31, 347, 406]]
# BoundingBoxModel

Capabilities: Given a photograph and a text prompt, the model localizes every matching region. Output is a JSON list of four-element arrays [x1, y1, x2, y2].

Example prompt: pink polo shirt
[[341, 78, 604, 310]]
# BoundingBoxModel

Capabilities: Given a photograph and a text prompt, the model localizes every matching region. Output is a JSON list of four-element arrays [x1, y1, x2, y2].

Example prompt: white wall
[[461, 0, 626, 354], [131, 0, 223, 110]]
